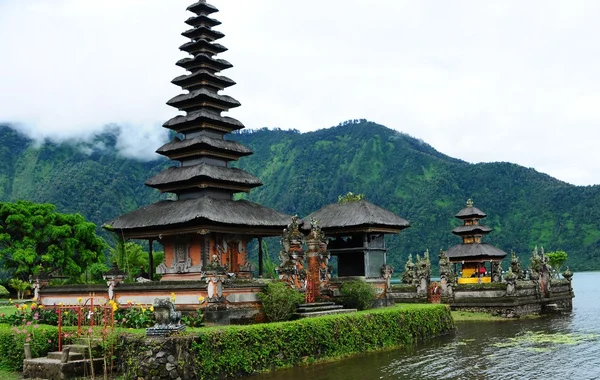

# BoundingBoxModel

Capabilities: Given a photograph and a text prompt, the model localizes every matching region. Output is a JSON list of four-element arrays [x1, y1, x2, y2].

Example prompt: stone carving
[[562, 267, 573, 282], [401, 254, 416, 285], [381, 264, 394, 292], [277, 216, 307, 290], [204, 253, 227, 275], [438, 249, 455, 296], [510, 250, 525, 280], [146, 298, 185, 336], [504, 267, 517, 296], [492, 261, 502, 283], [529, 246, 552, 298], [157, 240, 201, 275], [415, 250, 431, 295], [205, 274, 225, 303]]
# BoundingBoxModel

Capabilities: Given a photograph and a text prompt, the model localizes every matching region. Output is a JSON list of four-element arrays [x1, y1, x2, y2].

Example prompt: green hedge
[[191, 304, 453, 378], [0, 324, 60, 371]]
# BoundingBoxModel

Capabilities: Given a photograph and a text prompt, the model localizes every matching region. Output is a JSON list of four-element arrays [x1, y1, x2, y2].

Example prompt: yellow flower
[[171, 292, 176, 302], [149, 306, 154, 312], [9, 298, 12, 304], [39, 304, 45, 309], [198, 296, 205, 303], [58, 302, 63, 306], [64, 311, 69, 316], [22, 304, 28, 310], [77, 297, 82, 304]]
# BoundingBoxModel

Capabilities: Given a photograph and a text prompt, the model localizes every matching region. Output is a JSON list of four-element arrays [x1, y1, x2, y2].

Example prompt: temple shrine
[[104, 0, 291, 282], [445, 199, 507, 284]]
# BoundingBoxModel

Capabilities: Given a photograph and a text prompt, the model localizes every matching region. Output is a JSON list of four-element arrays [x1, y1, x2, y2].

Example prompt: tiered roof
[[105, 0, 290, 238], [445, 199, 507, 261]]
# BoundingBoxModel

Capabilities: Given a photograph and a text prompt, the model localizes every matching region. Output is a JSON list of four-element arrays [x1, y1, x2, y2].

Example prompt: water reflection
[[254, 273, 600, 380]]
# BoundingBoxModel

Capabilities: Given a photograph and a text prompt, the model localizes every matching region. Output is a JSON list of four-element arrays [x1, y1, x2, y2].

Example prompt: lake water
[[254, 272, 600, 380]]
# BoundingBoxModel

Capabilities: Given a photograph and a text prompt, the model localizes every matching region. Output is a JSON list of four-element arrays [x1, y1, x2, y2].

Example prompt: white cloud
[[1, 0, 600, 185]]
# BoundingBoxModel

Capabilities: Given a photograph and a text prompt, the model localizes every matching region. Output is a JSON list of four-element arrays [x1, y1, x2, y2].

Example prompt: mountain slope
[[1, 120, 598, 271]]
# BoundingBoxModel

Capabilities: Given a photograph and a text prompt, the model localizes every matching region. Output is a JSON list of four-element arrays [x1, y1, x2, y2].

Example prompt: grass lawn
[[0, 304, 18, 317], [0, 369, 21, 379]]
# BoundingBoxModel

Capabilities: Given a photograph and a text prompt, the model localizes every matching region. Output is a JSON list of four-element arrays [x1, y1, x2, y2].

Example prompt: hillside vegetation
[[1, 120, 599, 272]]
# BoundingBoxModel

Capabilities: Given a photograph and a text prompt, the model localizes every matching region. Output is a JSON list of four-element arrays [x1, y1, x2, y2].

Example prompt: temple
[[445, 199, 507, 284], [104, 0, 291, 281], [302, 199, 410, 278]]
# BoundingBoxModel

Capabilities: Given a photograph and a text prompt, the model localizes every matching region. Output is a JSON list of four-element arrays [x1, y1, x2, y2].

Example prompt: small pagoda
[[105, 0, 291, 281], [302, 199, 410, 279], [445, 199, 507, 284]]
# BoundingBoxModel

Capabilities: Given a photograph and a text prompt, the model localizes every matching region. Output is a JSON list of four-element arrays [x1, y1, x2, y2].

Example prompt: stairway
[[294, 302, 357, 319], [23, 338, 105, 380]]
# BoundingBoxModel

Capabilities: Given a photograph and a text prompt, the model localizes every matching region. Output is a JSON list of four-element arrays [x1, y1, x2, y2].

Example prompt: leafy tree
[[9, 278, 30, 300], [109, 237, 163, 280], [0, 201, 106, 280], [338, 192, 365, 204], [546, 250, 568, 278], [257, 281, 304, 322]]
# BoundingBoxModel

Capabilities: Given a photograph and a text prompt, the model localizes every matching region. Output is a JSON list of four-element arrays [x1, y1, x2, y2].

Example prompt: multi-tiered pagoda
[[445, 199, 507, 284], [105, 0, 291, 281]]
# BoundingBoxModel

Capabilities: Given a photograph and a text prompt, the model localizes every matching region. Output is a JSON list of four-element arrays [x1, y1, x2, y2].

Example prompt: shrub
[[0, 325, 59, 371], [257, 281, 304, 322], [0, 285, 9, 297], [339, 279, 376, 310]]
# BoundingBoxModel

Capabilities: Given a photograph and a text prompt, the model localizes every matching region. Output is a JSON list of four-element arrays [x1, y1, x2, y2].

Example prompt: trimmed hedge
[[192, 304, 453, 378], [0, 324, 60, 371]]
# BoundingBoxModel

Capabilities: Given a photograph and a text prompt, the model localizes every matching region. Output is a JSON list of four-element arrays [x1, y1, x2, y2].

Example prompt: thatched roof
[[456, 206, 487, 219], [167, 88, 240, 111], [302, 200, 410, 234], [182, 26, 224, 41], [187, 1, 218, 16], [185, 15, 221, 28], [179, 39, 227, 55], [163, 109, 243, 133], [451, 225, 492, 235], [176, 53, 232, 72], [105, 197, 291, 232], [172, 70, 235, 90], [445, 243, 508, 260], [146, 163, 261, 189], [156, 135, 252, 158]]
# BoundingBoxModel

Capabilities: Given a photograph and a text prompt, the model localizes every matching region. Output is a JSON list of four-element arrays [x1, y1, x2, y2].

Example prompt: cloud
[[1, 0, 600, 185]]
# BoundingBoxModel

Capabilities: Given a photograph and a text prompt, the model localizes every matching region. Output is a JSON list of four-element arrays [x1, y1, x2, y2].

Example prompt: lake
[[253, 272, 600, 379]]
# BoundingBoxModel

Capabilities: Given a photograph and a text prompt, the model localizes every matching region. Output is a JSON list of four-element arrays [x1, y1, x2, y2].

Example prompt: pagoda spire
[[451, 199, 492, 244], [149, 0, 258, 201]]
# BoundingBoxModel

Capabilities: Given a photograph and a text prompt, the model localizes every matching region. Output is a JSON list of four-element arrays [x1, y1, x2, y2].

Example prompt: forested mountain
[[1, 120, 599, 272]]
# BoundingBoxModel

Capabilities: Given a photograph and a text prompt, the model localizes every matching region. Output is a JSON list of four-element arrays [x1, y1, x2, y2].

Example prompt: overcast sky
[[1, 0, 599, 186]]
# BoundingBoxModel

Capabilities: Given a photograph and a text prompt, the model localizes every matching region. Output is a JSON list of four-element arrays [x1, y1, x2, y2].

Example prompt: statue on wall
[[401, 254, 416, 285], [510, 250, 525, 280], [491, 261, 502, 283], [415, 250, 431, 295]]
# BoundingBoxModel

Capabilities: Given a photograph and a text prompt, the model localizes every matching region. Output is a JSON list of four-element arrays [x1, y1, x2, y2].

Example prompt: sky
[[1, 0, 599, 186]]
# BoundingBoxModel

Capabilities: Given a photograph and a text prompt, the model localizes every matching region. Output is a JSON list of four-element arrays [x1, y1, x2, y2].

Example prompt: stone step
[[23, 357, 105, 380], [294, 309, 358, 319], [298, 302, 336, 308], [63, 344, 89, 354], [47, 351, 85, 361], [296, 304, 345, 313]]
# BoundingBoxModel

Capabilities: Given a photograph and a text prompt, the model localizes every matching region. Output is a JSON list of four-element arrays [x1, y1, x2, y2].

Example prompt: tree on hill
[[0, 200, 107, 280]]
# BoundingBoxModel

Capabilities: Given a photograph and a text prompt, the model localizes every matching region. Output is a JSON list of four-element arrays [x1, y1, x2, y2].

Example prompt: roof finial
[[466, 199, 474, 208]]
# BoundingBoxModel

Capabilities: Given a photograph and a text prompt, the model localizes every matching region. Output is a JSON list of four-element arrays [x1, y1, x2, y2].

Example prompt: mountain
[[1, 120, 599, 272]]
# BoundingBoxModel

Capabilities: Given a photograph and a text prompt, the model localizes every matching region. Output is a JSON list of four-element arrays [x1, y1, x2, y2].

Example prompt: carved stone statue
[[510, 250, 525, 280], [381, 264, 394, 293], [402, 254, 416, 285], [492, 261, 502, 283], [415, 250, 431, 295], [146, 298, 185, 336]]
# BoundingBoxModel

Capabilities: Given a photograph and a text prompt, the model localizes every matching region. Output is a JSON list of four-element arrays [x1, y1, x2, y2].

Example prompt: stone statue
[[492, 261, 502, 283], [146, 298, 186, 336], [415, 250, 431, 295], [381, 264, 394, 292], [402, 254, 416, 285], [510, 250, 525, 280]]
